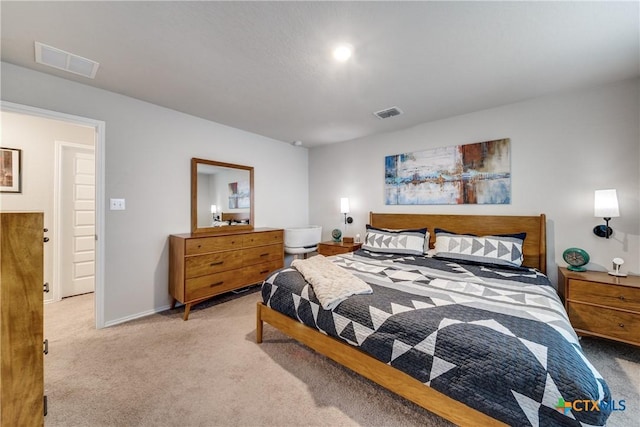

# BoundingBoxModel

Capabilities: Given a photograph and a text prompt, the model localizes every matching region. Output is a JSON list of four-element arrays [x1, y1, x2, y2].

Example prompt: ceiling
[[1, 1, 638, 148]]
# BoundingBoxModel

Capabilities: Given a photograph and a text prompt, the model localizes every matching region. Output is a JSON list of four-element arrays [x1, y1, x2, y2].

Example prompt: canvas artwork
[[385, 138, 511, 205], [228, 180, 250, 209]]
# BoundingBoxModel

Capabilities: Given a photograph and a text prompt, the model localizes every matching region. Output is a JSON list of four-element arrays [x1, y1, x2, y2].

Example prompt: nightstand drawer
[[318, 242, 362, 256], [568, 279, 640, 312], [319, 245, 349, 256], [568, 302, 640, 345]]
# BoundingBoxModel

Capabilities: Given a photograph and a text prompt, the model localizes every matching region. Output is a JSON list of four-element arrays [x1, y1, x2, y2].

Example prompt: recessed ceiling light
[[332, 44, 353, 62]]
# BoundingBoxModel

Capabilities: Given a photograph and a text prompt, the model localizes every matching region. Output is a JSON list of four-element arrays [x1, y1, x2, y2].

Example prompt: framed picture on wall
[[385, 138, 511, 205], [0, 147, 22, 193]]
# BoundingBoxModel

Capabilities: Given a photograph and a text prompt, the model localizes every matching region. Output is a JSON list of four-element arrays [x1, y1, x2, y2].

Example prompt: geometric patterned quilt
[[261, 250, 611, 426]]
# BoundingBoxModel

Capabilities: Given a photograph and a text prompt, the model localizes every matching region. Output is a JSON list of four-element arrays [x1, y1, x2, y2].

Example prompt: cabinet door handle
[[619, 323, 625, 328], [260, 269, 269, 274], [210, 281, 224, 287], [210, 261, 224, 266], [260, 253, 269, 257], [43, 339, 49, 355]]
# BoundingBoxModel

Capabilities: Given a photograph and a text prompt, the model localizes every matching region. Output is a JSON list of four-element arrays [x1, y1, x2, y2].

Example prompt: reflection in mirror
[[191, 158, 254, 233]]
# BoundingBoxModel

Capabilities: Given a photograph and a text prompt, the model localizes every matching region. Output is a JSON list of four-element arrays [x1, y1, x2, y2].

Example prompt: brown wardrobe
[[0, 212, 45, 426]]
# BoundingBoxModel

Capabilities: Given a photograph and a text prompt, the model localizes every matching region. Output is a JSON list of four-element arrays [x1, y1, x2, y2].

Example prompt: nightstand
[[317, 241, 362, 256], [558, 267, 640, 347]]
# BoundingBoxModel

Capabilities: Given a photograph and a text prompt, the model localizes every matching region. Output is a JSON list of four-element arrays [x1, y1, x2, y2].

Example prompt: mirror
[[191, 158, 254, 234]]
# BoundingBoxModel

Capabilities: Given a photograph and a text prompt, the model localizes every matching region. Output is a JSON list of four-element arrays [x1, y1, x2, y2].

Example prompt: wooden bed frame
[[221, 212, 249, 222], [256, 213, 547, 427]]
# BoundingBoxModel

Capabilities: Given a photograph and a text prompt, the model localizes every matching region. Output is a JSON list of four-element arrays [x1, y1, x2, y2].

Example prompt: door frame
[[1, 100, 106, 329], [53, 141, 96, 303]]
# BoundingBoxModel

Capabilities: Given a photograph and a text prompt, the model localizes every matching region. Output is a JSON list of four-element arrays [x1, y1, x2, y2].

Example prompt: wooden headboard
[[221, 212, 249, 222], [369, 212, 547, 274]]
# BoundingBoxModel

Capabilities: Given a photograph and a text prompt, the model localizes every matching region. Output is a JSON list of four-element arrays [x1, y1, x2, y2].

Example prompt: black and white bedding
[[261, 250, 611, 426]]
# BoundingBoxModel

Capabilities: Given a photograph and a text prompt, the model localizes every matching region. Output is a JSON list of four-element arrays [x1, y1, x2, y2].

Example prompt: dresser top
[[171, 227, 282, 239]]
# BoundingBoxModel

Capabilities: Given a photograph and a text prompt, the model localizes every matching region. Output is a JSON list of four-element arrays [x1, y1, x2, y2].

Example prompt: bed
[[256, 213, 611, 426]]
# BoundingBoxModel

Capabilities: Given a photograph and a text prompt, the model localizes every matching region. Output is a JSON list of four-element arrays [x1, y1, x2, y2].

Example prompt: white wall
[[1, 62, 309, 325], [309, 78, 640, 285], [0, 111, 95, 303]]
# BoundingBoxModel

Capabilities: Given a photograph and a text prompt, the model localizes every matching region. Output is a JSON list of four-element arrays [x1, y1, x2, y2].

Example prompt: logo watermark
[[555, 398, 626, 415]]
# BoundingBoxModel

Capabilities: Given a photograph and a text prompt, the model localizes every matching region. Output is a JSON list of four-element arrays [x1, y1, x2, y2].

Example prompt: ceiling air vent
[[373, 106, 403, 119], [35, 42, 99, 79]]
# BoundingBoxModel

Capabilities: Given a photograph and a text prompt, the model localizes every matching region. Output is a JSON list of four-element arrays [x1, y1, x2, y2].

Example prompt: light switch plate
[[110, 198, 125, 210]]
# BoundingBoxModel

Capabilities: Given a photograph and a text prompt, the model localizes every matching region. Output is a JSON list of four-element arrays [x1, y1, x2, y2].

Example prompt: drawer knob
[[210, 261, 224, 266], [619, 323, 625, 328], [619, 295, 626, 301], [210, 281, 224, 287]]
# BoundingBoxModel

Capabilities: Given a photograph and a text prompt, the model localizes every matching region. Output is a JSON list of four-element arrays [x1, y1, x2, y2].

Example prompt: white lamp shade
[[594, 189, 619, 218], [340, 197, 350, 214], [210, 204, 217, 214]]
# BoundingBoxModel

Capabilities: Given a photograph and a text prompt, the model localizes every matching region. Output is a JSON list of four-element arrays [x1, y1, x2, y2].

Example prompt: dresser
[[558, 267, 640, 347], [170, 228, 284, 320], [1, 212, 45, 426], [317, 241, 363, 256]]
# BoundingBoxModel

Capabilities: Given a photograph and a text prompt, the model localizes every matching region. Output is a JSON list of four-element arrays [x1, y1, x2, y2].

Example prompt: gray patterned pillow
[[434, 230, 524, 267], [363, 225, 429, 256]]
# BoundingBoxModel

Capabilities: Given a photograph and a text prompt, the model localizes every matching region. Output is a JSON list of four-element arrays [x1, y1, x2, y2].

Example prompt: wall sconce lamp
[[593, 189, 619, 239], [340, 197, 353, 224], [211, 204, 218, 222]]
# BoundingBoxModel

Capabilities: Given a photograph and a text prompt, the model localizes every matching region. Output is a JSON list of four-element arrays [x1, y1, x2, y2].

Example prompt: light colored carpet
[[44, 290, 639, 426]]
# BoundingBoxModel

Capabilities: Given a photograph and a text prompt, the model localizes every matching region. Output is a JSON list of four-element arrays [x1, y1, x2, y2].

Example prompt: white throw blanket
[[291, 255, 372, 310]]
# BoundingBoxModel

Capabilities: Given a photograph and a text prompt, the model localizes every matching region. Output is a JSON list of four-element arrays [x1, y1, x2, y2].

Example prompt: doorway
[[1, 101, 106, 329]]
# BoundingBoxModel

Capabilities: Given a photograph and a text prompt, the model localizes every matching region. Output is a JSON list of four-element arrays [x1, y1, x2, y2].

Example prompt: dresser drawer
[[243, 260, 283, 285], [568, 302, 640, 345], [242, 244, 282, 266], [185, 269, 246, 301], [242, 230, 283, 247], [569, 279, 640, 312], [185, 251, 243, 279], [185, 235, 242, 255]]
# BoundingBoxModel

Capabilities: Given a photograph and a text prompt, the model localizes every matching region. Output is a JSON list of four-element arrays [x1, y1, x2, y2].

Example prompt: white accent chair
[[284, 226, 322, 259]]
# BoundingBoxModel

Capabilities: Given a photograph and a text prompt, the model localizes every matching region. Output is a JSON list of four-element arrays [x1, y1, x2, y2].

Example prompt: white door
[[60, 146, 95, 298]]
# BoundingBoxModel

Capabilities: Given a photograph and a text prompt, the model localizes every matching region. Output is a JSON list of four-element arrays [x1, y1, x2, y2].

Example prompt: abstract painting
[[385, 138, 511, 205], [228, 180, 250, 209]]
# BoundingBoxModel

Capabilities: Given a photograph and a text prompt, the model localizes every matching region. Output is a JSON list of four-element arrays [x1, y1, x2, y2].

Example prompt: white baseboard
[[103, 304, 174, 328]]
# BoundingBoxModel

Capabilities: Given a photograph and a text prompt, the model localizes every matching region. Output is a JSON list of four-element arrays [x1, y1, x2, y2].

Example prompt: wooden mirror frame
[[191, 158, 254, 234]]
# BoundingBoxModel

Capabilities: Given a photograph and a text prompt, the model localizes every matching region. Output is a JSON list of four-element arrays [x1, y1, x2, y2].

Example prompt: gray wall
[[3, 59, 638, 322], [1, 62, 309, 325], [309, 78, 640, 284]]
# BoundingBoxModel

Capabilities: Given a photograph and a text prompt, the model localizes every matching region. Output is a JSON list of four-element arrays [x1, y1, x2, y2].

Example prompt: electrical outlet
[[110, 198, 125, 210]]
